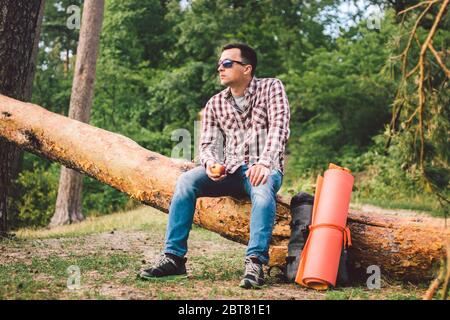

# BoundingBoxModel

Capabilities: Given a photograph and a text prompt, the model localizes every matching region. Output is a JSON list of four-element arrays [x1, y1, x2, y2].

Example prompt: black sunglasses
[[217, 59, 247, 69]]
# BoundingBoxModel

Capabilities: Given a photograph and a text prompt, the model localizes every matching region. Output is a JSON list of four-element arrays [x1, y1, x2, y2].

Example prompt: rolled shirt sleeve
[[199, 100, 223, 168]]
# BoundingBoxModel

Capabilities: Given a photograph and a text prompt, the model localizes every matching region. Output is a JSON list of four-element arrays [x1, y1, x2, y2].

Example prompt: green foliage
[[9, 157, 135, 228], [31, 0, 82, 112], [385, 3, 450, 205], [13, 1, 447, 228], [283, 14, 398, 185], [101, 0, 174, 68], [82, 177, 133, 217], [10, 163, 59, 228], [351, 134, 448, 216]]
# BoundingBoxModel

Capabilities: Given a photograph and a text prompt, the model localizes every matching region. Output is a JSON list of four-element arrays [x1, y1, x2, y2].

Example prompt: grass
[[324, 284, 424, 300], [14, 205, 233, 243], [349, 196, 446, 218], [14, 206, 168, 239], [189, 251, 245, 281], [1, 206, 266, 300], [0, 206, 431, 300], [325, 288, 369, 300], [0, 253, 139, 299]]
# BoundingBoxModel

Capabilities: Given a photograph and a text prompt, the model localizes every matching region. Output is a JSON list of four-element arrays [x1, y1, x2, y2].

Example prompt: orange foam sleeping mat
[[295, 163, 354, 290]]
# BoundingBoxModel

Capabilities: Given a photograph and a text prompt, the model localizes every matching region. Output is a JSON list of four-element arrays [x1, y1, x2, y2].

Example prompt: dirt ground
[[0, 207, 429, 300], [1, 230, 328, 299]]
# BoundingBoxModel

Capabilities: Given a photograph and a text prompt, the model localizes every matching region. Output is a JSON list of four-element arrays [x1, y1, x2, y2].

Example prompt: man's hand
[[245, 164, 270, 186], [206, 160, 227, 182]]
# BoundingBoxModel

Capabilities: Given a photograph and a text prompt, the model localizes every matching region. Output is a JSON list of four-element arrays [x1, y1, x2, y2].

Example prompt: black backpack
[[284, 191, 350, 286]]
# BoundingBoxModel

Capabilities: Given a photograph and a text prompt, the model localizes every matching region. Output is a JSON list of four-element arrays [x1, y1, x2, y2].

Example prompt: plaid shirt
[[200, 77, 290, 175]]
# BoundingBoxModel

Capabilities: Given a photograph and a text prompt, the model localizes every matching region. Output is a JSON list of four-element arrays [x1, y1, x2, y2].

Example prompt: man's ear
[[245, 65, 253, 76]]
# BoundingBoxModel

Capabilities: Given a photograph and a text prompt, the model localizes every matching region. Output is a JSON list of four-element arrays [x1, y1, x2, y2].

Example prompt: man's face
[[217, 48, 252, 86]]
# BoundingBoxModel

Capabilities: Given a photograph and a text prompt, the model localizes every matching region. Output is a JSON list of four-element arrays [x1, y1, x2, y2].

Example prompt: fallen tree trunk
[[0, 93, 448, 282]]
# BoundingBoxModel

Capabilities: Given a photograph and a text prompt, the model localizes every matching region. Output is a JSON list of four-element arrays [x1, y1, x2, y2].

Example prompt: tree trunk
[[50, 0, 105, 227], [0, 94, 449, 281], [0, 0, 45, 235]]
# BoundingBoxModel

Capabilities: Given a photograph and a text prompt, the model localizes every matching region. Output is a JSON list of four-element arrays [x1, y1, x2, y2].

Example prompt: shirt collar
[[225, 76, 258, 99]]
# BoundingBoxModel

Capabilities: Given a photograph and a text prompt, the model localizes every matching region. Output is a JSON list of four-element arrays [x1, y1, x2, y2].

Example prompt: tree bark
[[0, 0, 45, 235], [50, 0, 104, 227], [0, 94, 449, 281]]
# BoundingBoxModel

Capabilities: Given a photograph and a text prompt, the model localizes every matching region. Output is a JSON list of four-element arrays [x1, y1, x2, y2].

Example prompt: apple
[[210, 163, 226, 176]]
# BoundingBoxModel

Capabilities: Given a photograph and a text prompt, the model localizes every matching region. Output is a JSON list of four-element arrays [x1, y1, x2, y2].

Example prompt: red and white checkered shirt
[[200, 77, 290, 175]]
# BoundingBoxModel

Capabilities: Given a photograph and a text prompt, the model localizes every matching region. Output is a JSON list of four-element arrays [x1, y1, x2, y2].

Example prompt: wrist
[[257, 162, 271, 170]]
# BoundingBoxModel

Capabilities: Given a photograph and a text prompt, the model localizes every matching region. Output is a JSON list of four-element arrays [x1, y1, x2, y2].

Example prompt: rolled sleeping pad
[[295, 163, 354, 290]]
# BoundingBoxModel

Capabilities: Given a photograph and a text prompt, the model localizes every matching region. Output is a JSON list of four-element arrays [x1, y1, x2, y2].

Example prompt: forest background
[[10, 0, 449, 228]]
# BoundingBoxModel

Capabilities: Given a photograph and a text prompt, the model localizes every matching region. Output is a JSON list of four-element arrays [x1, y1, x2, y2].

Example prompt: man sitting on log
[[139, 43, 291, 289]]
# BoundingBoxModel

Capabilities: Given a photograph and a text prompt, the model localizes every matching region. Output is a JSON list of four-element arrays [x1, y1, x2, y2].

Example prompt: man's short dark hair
[[222, 43, 257, 76]]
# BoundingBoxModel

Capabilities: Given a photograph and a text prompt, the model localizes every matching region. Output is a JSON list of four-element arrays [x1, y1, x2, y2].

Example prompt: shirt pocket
[[252, 105, 268, 128]]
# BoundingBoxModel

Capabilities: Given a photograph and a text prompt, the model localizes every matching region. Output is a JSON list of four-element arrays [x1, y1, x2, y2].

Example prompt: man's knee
[[250, 186, 276, 207], [175, 166, 205, 193]]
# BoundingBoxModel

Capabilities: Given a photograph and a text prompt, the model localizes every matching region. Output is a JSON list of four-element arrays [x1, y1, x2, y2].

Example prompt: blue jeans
[[164, 164, 283, 265]]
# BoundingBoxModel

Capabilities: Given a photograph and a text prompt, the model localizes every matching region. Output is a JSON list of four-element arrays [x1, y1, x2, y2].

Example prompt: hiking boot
[[239, 256, 264, 289], [138, 253, 187, 280]]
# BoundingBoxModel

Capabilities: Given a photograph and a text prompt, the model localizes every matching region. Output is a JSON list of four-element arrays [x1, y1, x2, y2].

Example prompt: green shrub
[[10, 163, 59, 228], [82, 176, 137, 217], [10, 162, 137, 229], [348, 135, 447, 216], [282, 133, 446, 217]]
